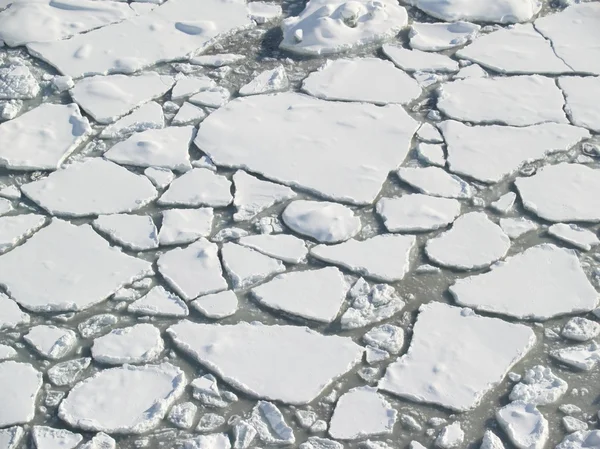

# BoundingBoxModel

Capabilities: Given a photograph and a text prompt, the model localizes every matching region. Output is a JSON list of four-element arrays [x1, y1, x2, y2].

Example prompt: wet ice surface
[[1, 1, 600, 449]]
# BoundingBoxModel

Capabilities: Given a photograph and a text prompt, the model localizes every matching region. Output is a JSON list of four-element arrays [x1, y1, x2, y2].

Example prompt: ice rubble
[[93, 214, 159, 251], [548, 223, 599, 251], [310, 234, 415, 282], [233, 170, 296, 222], [282, 200, 361, 243], [157, 238, 227, 300], [329, 387, 396, 440], [376, 194, 461, 232], [404, 0, 540, 23], [279, 0, 408, 56], [182, 433, 231, 449], [238, 234, 308, 264], [24, 325, 77, 360], [78, 314, 118, 339], [0, 214, 46, 253], [239, 66, 289, 96], [561, 317, 600, 342], [191, 290, 238, 319], [58, 363, 186, 434], [167, 321, 363, 404], [92, 324, 163, 365], [0, 361, 42, 427], [556, 431, 600, 449], [22, 159, 158, 217], [340, 279, 405, 329], [195, 93, 418, 205], [409, 22, 479, 52], [0, 64, 39, 99], [516, 164, 600, 222], [27, 0, 253, 78], [71, 73, 174, 124], [437, 76, 567, 126], [363, 324, 404, 354], [100, 101, 164, 139], [396, 166, 472, 199], [450, 244, 598, 320], [382, 45, 459, 73], [0, 427, 24, 449], [47, 358, 91, 387], [168, 402, 197, 430], [499, 217, 538, 239], [439, 121, 589, 183], [221, 242, 285, 290], [128, 286, 188, 317], [425, 212, 510, 270], [251, 267, 348, 323], [31, 426, 82, 449], [0, 103, 91, 171], [558, 77, 600, 133], [509, 366, 567, 405], [496, 402, 548, 449], [379, 303, 536, 411], [302, 58, 421, 105], [0, 0, 134, 47], [158, 168, 232, 207], [158, 208, 213, 246], [0, 220, 152, 312]]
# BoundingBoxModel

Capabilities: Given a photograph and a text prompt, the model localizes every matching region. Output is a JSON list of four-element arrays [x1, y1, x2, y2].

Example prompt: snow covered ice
[[405, 0, 540, 23], [0, 361, 42, 427], [496, 402, 548, 449], [376, 194, 462, 232], [24, 325, 77, 360], [409, 22, 480, 52], [91, 323, 164, 365]]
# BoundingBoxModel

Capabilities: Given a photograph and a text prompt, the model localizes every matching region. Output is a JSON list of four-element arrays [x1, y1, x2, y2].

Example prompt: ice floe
[[190, 54, 245, 67], [158, 168, 232, 207], [233, 170, 296, 222], [509, 366, 567, 405], [558, 76, 600, 133], [0, 361, 42, 427], [172, 102, 207, 126], [100, 101, 164, 139], [47, 358, 91, 387], [0, 219, 152, 312], [496, 402, 548, 449], [24, 325, 77, 360], [0, 427, 24, 449], [405, 0, 540, 23], [93, 214, 159, 251], [191, 290, 238, 319], [450, 244, 598, 320], [158, 208, 213, 246], [221, 242, 285, 290], [249, 401, 295, 445], [397, 166, 472, 199], [0, 63, 39, 99], [128, 286, 188, 317], [436, 423, 464, 449], [416, 143, 445, 167], [92, 323, 163, 365], [0, 345, 16, 361], [490, 192, 516, 214], [239, 66, 289, 96], [32, 426, 82, 449], [171, 75, 216, 100], [168, 402, 197, 430], [379, 302, 535, 411], [499, 217, 538, 239], [363, 324, 404, 354], [248, 1, 282, 23], [480, 430, 505, 449], [0, 214, 46, 253], [548, 223, 599, 251], [167, 321, 363, 404], [376, 194, 461, 232], [189, 87, 230, 109], [416, 123, 443, 143], [195, 92, 418, 204], [557, 431, 600, 449], [238, 234, 308, 264], [383, 45, 459, 73], [561, 317, 600, 342], [78, 314, 118, 339], [409, 22, 480, 51], [551, 343, 600, 371]]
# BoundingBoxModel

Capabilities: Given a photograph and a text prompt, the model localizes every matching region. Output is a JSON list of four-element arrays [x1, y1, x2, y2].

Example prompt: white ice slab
[[282, 200, 361, 243], [551, 344, 600, 371], [157, 238, 227, 300], [417, 123, 443, 143], [302, 58, 421, 105], [158, 208, 213, 246], [191, 290, 238, 319], [239, 66, 289, 96], [71, 73, 174, 124], [171, 102, 207, 126], [92, 323, 163, 365], [515, 163, 600, 222], [363, 324, 404, 354], [437, 76, 567, 126], [233, 170, 296, 222], [238, 234, 308, 264], [27, 0, 253, 78], [425, 212, 510, 270], [440, 120, 589, 183], [558, 76, 600, 133], [311, 234, 415, 282], [194, 92, 418, 205], [190, 54, 245, 67], [221, 242, 285, 290], [0, 362, 42, 427], [0, 345, 16, 361], [0, 214, 46, 253], [189, 87, 230, 109], [24, 325, 77, 360], [548, 223, 599, 251], [450, 244, 598, 320], [58, 363, 185, 434], [251, 267, 348, 323], [436, 423, 464, 449], [100, 101, 164, 139], [409, 21, 479, 51], [93, 214, 158, 251], [416, 143, 445, 167], [171, 75, 216, 100], [509, 365, 567, 405], [397, 166, 472, 199], [405, 0, 540, 23], [453, 63, 487, 79], [158, 168, 232, 207], [383, 45, 459, 73], [329, 387, 396, 440], [0, 219, 152, 312], [499, 217, 538, 239], [32, 426, 82, 449], [496, 402, 548, 449], [128, 286, 188, 317], [376, 194, 461, 232], [490, 192, 516, 214], [379, 302, 535, 411], [0, 103, 91, 171], [279, 0, 408, 56], [248, 1, 282, 23], [167, 320, 363, 404]]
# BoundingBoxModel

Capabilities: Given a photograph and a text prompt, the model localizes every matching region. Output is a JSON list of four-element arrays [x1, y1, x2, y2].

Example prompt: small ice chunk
[[168, 402, 197, 430], [157, 238, 227, 300], [436, 423, 464, 449], [363, 324, 404, 354], [144, 167, 174, 189], [190, 374, 233, 408], [416, 142, 445, 167], [248, 1, 282, 23], [239, 66, 289, 96], [190, 54, 245, 67], [410, 21, 480, 51], [0, 344, 17, 361], [93, 214, 159, 251], [172, 103, 207, 126], [158, 208, 213, 246], [212, 227, 248, 242], [406, 0, 540, 23], [191, 290, 238, 319], [221, 242, 285, 290], [32, 426, 82, 449], [561, 317, 600, 342], [91, 323, 163, 365], [158, 168, 232, 208], [24, 325, 77, 360], [0, 185, 20, 200], [0, 361, 42, 427], [238, 234, 307, 264], [282, 200, 361, 243], [481, 430, 505, 449], [47, 358, 91, 387], [417, 123, 443, 143], [551, 343, 600, 371], [548, 223, 600, 251], [300, 437, 343, 449], [496, 402, 548, 449], [196, 414, 226, 433], [0, 427, 24, 449], [171, 76, 216, 100], [0, 214, 46, 254], [328, 387, 397, 440], [376, 194, 461, 232], [509, 366, 568, 405], [52, 75, 74, 93], [0, 100, 22, 121], [559, 76, 600, 133], [383, 45, 459, 73], [453, 63, 487, 79], [128, 286, 188, 317], [189, 87, 230, 109], [250, 401, 295, 445], [499, 217, 538, 239], [100, 101, 164, 139], [233, 170, 296, 222], [0, 64, 39, 99], [556, 430, 600, 449], [340, 281, 405, 329], [78, 314, 118, 339], [79, 433, 115, 449], [397, 166, 472, 199], [490, 192, 516, 214], [181, 434, 231, 449], [563, 417, 588, 433], [251, 267, 348, 323]]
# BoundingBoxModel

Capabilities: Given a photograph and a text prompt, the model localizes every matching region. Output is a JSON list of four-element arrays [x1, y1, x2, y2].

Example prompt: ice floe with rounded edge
[[93, 214, 159, 251], [251, 267, 348, 323], [283, 200, 360, 243], [558, 76, 600, 133], [0, 361, 42, 427], [248, 1, 282, 23], [191, 290, 238, 319], [239, 65, 289, 96], [0, 219, 152, 312], [157, 238, 227, 300], [311, 234, 415, 282], [221, 242, 285, 290], [100, 101, 164, 140], [379, 302, 536, 411], [551, 343, 600, 371], [302, 58, 421, 105], [450, 244, 598, 320], [0, 103, 91, 171], [22, 159, 158, 217], [509, 365, 567, 405], [158, 208, 213, 246], [0, 426, 24, 449], [376, 194, 461, 232], [397, 166, 472, 199], [32, 426, 82, 449], [437, 75, 567, 126], [329, 387, 396, 440], [128, 286, 188, 317], [92, 323, 163, 365], [499, 217, 538, 239], [233, 170, 296, 222], [383, 44, 459, 73], [548, 223, 599, 251], [425, 212, 510, 270], [279, 0, 408, 56], [516, 163, 600, 223], [561, 317, 600, 342], [250, 401, 295, 445], [158, 168, 232, 208], [0, 63, 39, 99], [0, 214, 46, 254], [405, 0, 540, 23], [70, 73, 174, 124], [456, 24, 572, 75], [194, 92, 418, 205], [238, 234, 307, 264], [24, 325, 77, 360], [409, 21, 480, 51], [167, 320, 363, 405], [58, 363, 185, 434], [556, 430, 600, 449], [496, 402, 548, 449], [440, 120, 589, 183]]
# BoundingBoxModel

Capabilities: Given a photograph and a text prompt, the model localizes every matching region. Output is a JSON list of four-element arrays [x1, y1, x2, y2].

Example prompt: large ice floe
[[404, 0, 540, 23]]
